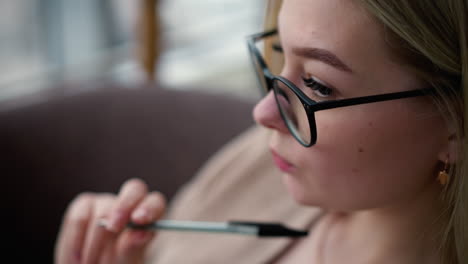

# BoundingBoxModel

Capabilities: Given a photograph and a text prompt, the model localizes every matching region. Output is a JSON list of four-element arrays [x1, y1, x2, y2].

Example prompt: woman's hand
[[55, 178, 166, 264]]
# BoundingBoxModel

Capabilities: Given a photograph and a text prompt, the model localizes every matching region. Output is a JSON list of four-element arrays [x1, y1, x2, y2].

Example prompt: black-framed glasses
[[247, 29, 436, 147]]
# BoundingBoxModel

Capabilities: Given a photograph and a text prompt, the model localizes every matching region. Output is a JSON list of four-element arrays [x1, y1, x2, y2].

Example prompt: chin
[[282, 174, 316, 205], [282, 173, 354, 210]]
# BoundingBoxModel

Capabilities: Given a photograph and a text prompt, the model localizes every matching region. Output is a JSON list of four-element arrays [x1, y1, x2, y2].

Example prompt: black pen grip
[[229, 221, 309, 237]]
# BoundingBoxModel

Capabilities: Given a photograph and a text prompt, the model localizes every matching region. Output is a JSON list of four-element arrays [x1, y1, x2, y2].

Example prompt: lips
[[271, 149, 295, 173]]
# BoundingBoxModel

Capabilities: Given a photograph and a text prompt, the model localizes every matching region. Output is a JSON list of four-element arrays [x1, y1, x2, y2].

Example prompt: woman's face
[[253, 0, 450, 211]]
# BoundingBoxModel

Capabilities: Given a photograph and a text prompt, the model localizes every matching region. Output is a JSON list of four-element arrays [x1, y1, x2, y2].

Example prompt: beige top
[[148, 126, 321, 263]]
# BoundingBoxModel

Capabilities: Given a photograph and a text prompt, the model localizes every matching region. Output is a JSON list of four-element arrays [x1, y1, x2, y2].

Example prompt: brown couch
[[1, 80, 255, 263]]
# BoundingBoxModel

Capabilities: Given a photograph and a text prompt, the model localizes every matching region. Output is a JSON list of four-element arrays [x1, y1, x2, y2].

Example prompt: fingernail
[[107, 211, 124, 232], [131, 209, 148, 222]]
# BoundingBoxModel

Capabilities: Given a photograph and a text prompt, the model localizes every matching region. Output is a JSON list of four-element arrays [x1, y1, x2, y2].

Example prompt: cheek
[[292, 105, 444, 210]]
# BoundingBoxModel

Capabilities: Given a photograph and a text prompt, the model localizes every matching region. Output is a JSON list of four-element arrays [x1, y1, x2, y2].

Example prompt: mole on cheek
[[358, 147, 364, 153]]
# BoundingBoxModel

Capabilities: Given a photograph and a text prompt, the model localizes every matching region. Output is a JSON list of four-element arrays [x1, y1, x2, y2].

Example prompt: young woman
[[55, 0, 467, 263]]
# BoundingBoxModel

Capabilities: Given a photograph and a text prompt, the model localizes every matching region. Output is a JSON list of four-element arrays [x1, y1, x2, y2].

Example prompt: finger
[[131, 191, 166, 225], [105, 178, 148, 232], [81, 194, 117, 264], [105, 178, 148, 233], [55, 193, 94, 264], [116, 192, 166, 264]]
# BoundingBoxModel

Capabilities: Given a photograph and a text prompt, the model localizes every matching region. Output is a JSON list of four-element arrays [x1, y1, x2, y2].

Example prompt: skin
[[253, 0, 455, 263], [55, 0, 456, 263], [55, 178, 166, 264]]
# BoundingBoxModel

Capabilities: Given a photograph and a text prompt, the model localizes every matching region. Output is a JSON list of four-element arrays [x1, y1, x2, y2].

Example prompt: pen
[[98, 219, 308, 237]]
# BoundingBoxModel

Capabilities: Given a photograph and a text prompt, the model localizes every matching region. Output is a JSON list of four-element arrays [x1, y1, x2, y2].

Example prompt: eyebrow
[[292, 47, 353, 73]]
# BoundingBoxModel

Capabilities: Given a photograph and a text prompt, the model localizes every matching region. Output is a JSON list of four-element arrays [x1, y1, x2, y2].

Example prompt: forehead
[[278, 0, 393, 76]]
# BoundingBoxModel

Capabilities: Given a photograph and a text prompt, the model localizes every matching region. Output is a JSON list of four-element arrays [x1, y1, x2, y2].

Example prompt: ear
[[437, 132, 459, 164]]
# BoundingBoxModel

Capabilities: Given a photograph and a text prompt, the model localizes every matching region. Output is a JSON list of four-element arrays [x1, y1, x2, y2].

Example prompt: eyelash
[[271, 42, 333, 99], [301, 75, 333, 98]]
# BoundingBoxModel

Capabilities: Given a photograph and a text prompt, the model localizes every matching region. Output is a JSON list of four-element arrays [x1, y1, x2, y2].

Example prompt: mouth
[[270, 149, 295, 173]]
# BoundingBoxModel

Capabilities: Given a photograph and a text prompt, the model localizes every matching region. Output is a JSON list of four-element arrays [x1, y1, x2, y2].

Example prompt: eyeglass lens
[[273, 79, 312, 145]]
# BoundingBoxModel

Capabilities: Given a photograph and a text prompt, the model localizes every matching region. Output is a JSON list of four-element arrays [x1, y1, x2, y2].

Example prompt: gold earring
[[438, 158, 450, 186]]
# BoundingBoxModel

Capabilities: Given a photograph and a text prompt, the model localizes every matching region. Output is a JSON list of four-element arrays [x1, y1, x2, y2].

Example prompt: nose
[[253, 90, 289, 134]]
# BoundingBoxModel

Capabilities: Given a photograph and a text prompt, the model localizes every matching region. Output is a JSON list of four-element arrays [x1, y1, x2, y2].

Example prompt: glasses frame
[[247, 29, 436, 147]]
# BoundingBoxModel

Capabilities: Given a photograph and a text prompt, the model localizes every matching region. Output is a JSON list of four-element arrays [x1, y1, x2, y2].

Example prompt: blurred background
[[2, 1, 273, 262], [0, 0, 266, 109]]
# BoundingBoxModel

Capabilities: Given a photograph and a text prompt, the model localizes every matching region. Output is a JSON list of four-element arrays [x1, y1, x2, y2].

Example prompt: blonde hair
[[265, 0, 467, 262], [359, 1, 467, 263]]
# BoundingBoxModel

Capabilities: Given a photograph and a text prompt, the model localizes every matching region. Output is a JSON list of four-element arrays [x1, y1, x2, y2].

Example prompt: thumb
[[116, 230, 155, 264], [116, 191, 166, 264]]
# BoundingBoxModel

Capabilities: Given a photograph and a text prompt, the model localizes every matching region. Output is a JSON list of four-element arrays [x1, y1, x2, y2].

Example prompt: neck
[[321, 181, 444, 264]]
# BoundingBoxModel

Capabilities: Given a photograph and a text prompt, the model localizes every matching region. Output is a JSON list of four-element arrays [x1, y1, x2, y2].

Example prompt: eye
[[272, 42, 283, 53], [301, 75, 332, 98]]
